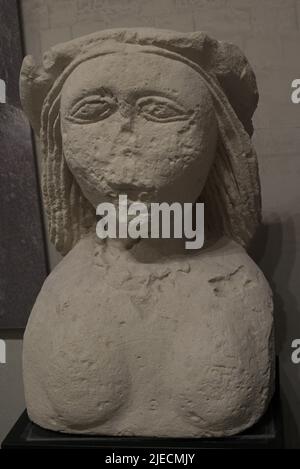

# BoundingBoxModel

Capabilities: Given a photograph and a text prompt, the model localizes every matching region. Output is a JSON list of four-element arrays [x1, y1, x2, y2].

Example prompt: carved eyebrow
[[68, 94, 115, 114], [63, 87, 115, 111], [97, 87, 114, 98], [131, 90, 187, 107], [136, 94, 188, 108], [136, 93, 197, 120]]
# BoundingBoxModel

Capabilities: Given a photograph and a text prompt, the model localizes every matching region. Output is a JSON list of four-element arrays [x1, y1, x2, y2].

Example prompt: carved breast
[[23, 235, 274, 436]]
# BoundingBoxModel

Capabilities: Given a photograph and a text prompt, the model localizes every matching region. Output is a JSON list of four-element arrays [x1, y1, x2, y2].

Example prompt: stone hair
[[20, 30, 261, 255]]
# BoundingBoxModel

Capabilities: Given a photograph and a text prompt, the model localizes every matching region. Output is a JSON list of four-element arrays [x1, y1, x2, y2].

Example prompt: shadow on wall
[[250, 214, 300, 447]]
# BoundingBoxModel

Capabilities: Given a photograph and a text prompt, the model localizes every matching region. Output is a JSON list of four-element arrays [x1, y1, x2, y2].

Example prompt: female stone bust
[[20, 28, 274, 437]]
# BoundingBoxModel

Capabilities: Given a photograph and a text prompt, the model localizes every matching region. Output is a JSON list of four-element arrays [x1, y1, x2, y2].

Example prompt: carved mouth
[[108, 182, 154, 199]]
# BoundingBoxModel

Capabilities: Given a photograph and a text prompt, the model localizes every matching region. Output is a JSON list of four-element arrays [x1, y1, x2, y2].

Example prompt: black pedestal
[[2, 389, 283, 450]]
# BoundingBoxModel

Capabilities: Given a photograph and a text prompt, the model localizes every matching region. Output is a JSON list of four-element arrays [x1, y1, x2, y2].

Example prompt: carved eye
[[67, 95, 117, 123], [137, 96, 189, 123]]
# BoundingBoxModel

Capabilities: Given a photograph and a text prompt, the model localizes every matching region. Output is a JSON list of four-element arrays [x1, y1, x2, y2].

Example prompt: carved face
[[60, 49, 218, 207]]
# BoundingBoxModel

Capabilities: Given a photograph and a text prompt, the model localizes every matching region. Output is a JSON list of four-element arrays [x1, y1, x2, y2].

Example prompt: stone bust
[[20, 28, 274, 437]]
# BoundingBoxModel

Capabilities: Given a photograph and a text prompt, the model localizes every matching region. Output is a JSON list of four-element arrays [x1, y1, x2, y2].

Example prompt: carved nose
[[120, 118, 132, 133], [112, 128, 137, 156], [119, 101, 134, 132]]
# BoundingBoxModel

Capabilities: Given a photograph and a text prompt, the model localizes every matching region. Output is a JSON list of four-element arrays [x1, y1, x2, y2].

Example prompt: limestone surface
[[20, 28, 274, 437]]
